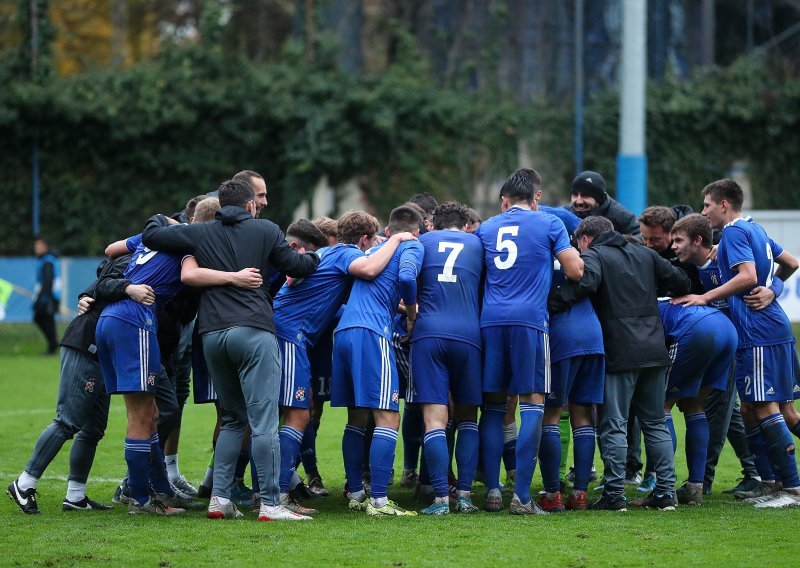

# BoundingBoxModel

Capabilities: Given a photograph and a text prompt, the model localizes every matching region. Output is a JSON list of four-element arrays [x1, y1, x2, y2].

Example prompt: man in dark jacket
[[32, 236, 61, 354], [549, 216, 691, 511], [567, 171, 641, 237], [142, 178, 319, 521]]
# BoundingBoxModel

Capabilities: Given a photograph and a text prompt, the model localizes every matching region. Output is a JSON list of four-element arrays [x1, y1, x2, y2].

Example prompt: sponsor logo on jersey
[[295, 387, 306, 402], [84, 379, 95, 393], [392, 390, 399, 404], [147, 373, 156, 386], [794, 385, 800, 393], [766, 387, 775, 395]]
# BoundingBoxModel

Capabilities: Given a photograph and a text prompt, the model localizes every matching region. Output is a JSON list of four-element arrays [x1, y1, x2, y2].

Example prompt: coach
[[549, 216, 690, 510], [142, 179, 319, 520]]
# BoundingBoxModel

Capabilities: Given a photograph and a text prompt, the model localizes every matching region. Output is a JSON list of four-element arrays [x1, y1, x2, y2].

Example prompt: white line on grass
[[0, 408, 52, 418], [0, 472, 122, 483]]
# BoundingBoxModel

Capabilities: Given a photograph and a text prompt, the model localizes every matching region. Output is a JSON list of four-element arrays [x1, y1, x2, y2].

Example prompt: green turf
[[1, 325, 799, 567]]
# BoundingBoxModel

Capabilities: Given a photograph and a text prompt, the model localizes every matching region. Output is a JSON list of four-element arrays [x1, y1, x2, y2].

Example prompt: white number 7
[[494, 226, 519, 270], [438, 242, 464, 283]]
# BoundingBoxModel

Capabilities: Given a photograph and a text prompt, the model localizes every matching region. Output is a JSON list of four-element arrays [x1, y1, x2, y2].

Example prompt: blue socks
[[480, 404, 506, 491], [539, 424, 561, 494], [665, 412, 677, 454], [684, 412, 709, 484], [299, 422, 318, 475], [279, 426, 304, 493], [342, 425, 366, 494], [572, 425, 595, 492], [746, 427, 776, 481], [515, 402, 544, 504], [455, 421, 479, 492], [759, 413, 800, 490], [370, 427, 398, 499], [124, 437, 151, 506], [423, 429, 449, 498], [149, 433, 172, 495], [402, 403, 424, 471]]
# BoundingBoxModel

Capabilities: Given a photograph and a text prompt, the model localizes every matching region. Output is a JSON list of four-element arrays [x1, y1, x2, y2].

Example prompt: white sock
[[290, 470, 302, 489], [66, 481, 86, 502], [503, 421, 517, 443], [261, 504, 280, 513], [202, 467, 214, 487], [371, 496, 388, 508], [215, 496, 231, 505], [165, 454, 180, 481], [457, 490, 470, 498], [434, 496, 449, 505], [348, 489, 366, 502], [17, 471, 39, 492]]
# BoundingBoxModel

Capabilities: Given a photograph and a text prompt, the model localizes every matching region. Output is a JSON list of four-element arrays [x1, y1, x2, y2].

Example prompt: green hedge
[[1, 41, 798, 255]]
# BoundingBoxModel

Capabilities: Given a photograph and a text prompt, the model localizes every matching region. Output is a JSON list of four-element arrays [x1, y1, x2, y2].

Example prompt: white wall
[[752, 210, 800, 322]]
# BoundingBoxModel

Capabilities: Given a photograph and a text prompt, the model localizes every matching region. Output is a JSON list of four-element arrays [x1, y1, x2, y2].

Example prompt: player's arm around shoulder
[[557, 246, 584, 282], [348, 232, 416, 280]]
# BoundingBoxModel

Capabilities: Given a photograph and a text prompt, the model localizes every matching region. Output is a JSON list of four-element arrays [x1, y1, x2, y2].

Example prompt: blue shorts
[[331, 328, 399, 411], [96, 316, 158, 395], [309, 335, 333, 402], [278, 338, 312, 409], [393, 333, 411, 399], [546, 354, 605, 408], [408, 338, 482, 406], [481, 326, 550, 395], [792, 346, 800, 401], [191, 325, 217, 404], [666, 314, 737, 400], [736, 342, 797, 403]]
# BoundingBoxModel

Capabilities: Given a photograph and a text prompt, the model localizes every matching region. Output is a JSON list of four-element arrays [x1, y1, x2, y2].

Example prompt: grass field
[[1, 324, 799, 567]]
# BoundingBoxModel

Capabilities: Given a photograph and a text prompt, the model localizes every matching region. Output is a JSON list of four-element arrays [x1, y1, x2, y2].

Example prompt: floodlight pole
[[616, 0, 647, 215]]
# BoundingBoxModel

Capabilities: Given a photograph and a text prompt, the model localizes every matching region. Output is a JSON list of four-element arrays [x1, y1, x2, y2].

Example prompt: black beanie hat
[[571, 171, 607, 205]]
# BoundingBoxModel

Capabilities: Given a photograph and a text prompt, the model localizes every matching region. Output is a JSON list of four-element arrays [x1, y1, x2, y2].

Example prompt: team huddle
[[7, 167, 800, 520]]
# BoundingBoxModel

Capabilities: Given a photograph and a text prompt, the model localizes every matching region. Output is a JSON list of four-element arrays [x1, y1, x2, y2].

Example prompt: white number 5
[[438, 242, 464, 283], [494, 226, 519, 270], [135, 247, 158, 265]]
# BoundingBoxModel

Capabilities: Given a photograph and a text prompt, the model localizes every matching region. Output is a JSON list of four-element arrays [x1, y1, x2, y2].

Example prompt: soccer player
[[407, 201, 484, 515], [273, 211, 414, 515], [540, 236, 605, 512], [332, 205, 424, 516], [94, 231, 192, 516], [657, 299, 737, 505], [673, 179, 800, 508], [476, 168, 583, 514], [670, 214, 770, 496]]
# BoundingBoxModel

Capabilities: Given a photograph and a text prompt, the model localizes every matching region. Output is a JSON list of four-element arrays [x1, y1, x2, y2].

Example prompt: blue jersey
[[100, 234, 184, 333], [539, 205, 581, 236], [336, 240, 424, 340], [549, 267, 604, 362], [477, 206, 571, 331], [412, 230, 483, 349], [658, 300, 719, 344], [274, 244, 363, 347], [696, 259, 730, 314], [717, 216, 793, 348]]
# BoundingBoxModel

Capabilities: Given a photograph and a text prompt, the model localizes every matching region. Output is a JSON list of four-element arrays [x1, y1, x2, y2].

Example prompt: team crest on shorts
[[84, 379, 95, 393], [147, 374, 156, 386], [392, 390, 399, 404], [295, 387, 306, 402]]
